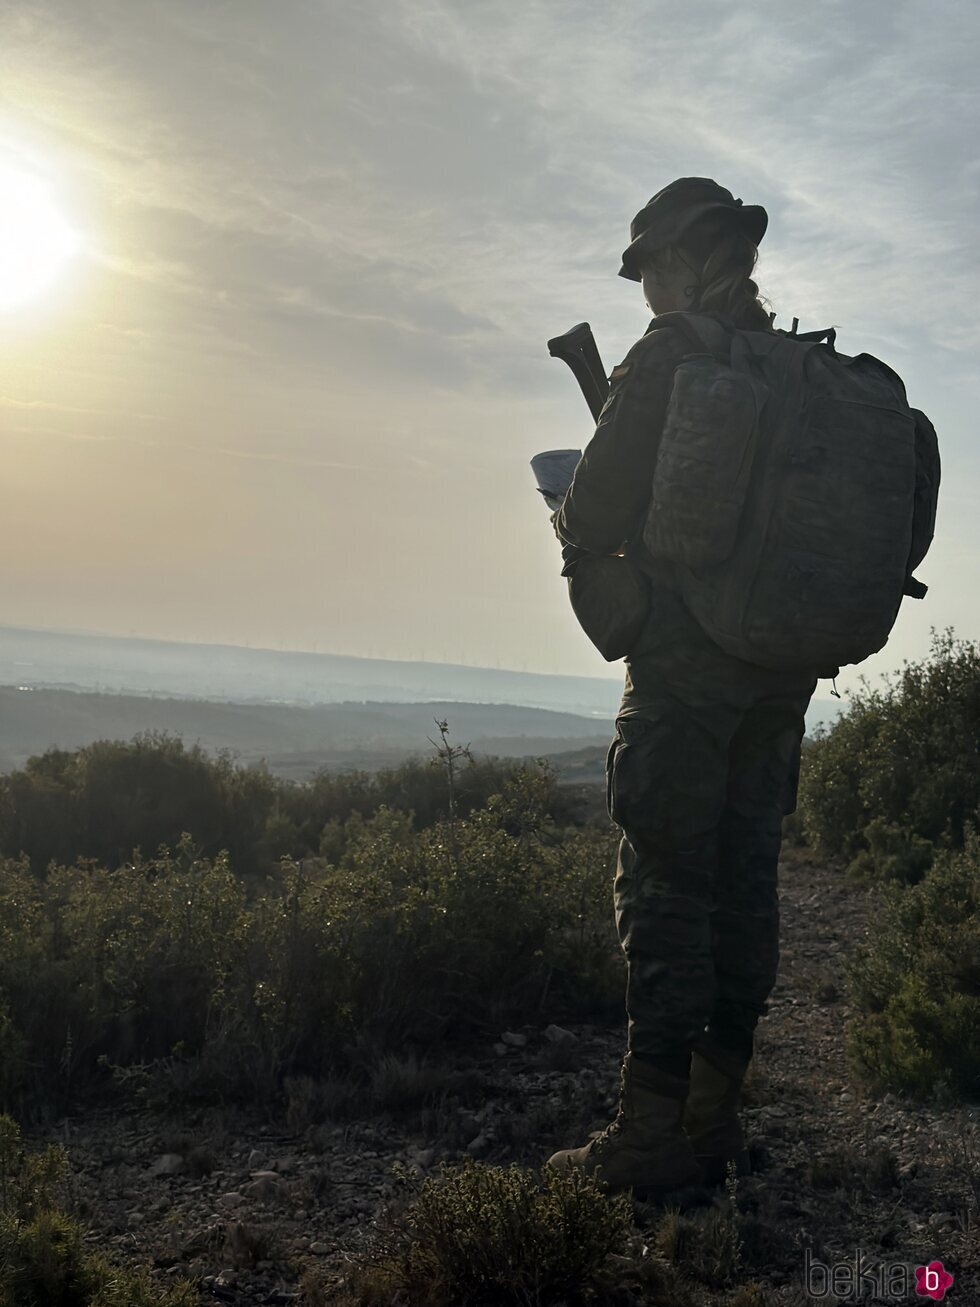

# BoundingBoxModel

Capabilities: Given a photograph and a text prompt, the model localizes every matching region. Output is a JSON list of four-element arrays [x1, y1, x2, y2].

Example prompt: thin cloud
[[0, 394, 126, 417], [388, 0, 980, 352], [205, 444, 376, 472], [5, 424, 113, 442]]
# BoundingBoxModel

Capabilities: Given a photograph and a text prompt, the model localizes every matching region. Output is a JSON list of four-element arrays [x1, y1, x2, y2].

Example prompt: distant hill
[[0, 624, 843, 737], [0, 623, 621, 718], [0, 686, 615, 781]]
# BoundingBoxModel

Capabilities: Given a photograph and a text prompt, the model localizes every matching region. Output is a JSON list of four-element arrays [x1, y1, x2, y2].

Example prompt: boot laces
[[593, 1117, 624, 1155], [592, 1061, 629, 1153]]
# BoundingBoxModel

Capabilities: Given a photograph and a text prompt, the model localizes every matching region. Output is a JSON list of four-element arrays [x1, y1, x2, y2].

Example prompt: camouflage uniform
[[556, 315, 820, 1078]]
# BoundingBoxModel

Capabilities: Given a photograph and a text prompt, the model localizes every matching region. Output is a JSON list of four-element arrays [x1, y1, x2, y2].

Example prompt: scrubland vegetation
[[0, 630, 976, 1303], [0, 752, 619, 1119], [799, 628, 980, 883], [797, 629, 980, 1101]]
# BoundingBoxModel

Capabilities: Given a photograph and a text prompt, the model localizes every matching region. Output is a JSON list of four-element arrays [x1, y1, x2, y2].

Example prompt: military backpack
[[640, 311, 940, 675]]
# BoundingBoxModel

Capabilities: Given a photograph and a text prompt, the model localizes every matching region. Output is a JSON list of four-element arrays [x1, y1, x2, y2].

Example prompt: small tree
[[427, 718, 473, 874]]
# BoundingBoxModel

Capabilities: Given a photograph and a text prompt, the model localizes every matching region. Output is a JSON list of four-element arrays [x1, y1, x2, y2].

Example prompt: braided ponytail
[[643, 214, 774, 331], [694, 226, 773, 330]]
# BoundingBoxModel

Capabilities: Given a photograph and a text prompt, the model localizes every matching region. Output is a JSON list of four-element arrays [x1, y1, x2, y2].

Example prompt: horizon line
[[0, 620, 622, 685]]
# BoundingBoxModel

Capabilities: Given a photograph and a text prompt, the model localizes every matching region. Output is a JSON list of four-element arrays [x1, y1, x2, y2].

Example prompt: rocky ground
[[26, 848, 980, 1305]]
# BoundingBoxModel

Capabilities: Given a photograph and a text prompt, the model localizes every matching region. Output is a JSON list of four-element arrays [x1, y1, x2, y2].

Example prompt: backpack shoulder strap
[[682, 311, 736, 360], [652, 310, 735, 362]]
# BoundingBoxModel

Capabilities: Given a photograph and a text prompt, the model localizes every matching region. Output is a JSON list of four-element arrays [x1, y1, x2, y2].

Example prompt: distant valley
[[0, 685, 616, 782], [0, 624, 843, 783]]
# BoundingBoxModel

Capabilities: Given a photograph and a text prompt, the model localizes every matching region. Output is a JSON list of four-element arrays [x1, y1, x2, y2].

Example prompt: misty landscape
[[0, 625, 843, 782]]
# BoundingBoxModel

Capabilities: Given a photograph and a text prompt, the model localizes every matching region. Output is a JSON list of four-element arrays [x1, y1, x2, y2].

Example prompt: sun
[[0, 162, 80, 312]]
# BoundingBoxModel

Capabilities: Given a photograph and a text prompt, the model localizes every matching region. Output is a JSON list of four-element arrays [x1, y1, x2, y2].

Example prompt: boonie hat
[[618, 177, 768, 282]]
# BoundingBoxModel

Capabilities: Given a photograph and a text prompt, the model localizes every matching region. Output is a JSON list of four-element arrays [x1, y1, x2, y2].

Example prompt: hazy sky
[[0, 0, 976, 694]]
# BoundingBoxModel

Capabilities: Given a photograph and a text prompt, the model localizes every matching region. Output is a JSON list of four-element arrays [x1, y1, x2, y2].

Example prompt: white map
[[530, 448, 582, 511]]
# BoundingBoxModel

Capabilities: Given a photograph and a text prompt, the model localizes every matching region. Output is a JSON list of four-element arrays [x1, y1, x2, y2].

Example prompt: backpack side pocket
[[642, 357, 767, 570], [904, 407, 940, 597]]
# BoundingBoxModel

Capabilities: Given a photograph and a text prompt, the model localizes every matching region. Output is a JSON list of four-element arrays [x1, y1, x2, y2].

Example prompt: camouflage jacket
[[552, 315, 822, 708], [553, 316, 684, 558], [552, 319, 706, 662]]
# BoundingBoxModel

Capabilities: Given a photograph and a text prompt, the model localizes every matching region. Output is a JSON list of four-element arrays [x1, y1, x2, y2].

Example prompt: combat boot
[[682, 1035, 753, 1186], [546, 1050, 706, 1203]]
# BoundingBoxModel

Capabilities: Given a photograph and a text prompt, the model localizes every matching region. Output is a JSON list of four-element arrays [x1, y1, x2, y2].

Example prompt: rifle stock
[[547, 322, 609, 423]]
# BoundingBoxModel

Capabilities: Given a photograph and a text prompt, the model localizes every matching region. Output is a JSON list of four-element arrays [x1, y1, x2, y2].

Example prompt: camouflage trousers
[[606, 675, 815, 1075]]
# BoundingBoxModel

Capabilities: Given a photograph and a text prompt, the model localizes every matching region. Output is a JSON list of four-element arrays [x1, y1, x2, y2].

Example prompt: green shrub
[[0, 731, 582, 885], [296, 751, 580, 835], [0, 769, 622, 1114], [0, 732, 278, 880], [798, 629, 980, 879], [324, 1156, 634, 1307], [211, 777, 621, 1094], [0, 1114, 198, 1306], [844, 831, 980, 1099], [844, 816, 935, 886], [0, 833, 250, 1113]]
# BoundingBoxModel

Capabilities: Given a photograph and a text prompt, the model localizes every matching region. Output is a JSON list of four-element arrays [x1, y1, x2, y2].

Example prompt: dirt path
[[739, 851, 978, 1301], [28, 852, 979, 1305]]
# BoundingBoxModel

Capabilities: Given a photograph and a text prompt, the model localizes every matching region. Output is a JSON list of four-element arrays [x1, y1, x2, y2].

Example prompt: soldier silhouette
[[545, 178, 820, 1202]]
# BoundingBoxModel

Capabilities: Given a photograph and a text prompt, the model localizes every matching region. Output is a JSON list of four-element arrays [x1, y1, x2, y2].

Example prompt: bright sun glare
[[0, 162, 80, 312]]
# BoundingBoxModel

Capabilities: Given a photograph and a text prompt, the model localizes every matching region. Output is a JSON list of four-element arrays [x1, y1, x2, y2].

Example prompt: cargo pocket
[[606, 714, 653, 828]]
